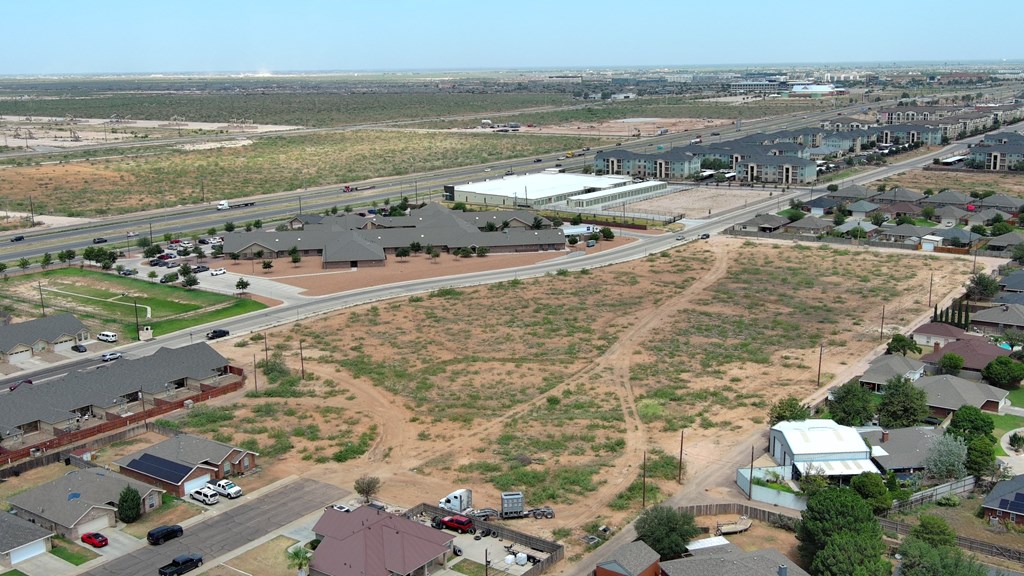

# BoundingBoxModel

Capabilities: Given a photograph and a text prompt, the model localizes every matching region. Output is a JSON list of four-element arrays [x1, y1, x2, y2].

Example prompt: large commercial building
[[446, 173, 666, 209]]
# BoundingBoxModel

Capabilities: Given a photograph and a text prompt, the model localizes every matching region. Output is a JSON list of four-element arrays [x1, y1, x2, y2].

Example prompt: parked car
[[436, 514, 475, 534], [81, 532, 109, 548], [193, 265, 210, 273], [119, 268, 138, 276], [699, 233, 711, 240], [328, 503, 352, 512], [165, 262, 180, 270], [206, 329, 230, 340], [10, 235, 24, 242], [92, 237, 108, 244], [158, 553, 203, 576], [210, 268, 227, 276], [190, 487, 219, 505], [71, 344, 87, 353], [160, 273, 180, 284], [101, 352, 122, 362], [149, 258, 165, 266], [157, 253, 173, 260], [147, 525, 183, 545]]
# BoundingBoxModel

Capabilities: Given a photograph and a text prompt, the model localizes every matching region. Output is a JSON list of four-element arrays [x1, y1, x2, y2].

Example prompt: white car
[[210, 268, 227, 276], [126, 231, 139, 238]]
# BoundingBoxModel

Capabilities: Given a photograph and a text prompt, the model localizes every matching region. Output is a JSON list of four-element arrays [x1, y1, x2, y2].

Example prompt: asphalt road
[[79, 477, 341, 576]]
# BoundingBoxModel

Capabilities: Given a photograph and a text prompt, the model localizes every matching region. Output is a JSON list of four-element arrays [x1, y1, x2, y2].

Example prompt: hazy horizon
[[3, 0, 1022, 75]]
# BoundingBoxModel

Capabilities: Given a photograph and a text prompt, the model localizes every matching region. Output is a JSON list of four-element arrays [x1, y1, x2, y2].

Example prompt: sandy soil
[[698, 514, 800, 563], [207, 535, 298, 576], [629, 186, 783, 220], [0, 210, 94, 228], [520, 117, 732, 138]]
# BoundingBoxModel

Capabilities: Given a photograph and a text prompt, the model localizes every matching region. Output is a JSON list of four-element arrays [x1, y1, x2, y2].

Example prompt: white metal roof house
[[769, 419, 878, 480]]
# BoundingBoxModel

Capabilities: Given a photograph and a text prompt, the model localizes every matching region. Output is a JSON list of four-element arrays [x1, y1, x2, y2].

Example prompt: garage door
[[6, 349, 32, 363], [9, 539, 47, 565], [53, 337, 74, 351], [184, 474, 211, 495], [76, 515, 111, 538]]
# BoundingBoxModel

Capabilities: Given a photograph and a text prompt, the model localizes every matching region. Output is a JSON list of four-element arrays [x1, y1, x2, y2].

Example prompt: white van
[[97, 331, 118, 343]]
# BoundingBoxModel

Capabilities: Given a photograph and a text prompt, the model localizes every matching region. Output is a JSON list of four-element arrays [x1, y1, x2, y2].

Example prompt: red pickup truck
[[437, 514, 475, 534]]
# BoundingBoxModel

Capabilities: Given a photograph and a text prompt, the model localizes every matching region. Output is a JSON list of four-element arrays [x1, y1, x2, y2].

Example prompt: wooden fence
[[676, 502, 801, 528], [0, 379, 243, 474], [877, 517, 1024, 564], [885, 476, 975, 514], [404, 503, 563, 576]]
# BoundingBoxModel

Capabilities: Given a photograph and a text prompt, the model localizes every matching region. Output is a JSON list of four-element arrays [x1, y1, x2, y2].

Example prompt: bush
[[936, 494, 960, 507]]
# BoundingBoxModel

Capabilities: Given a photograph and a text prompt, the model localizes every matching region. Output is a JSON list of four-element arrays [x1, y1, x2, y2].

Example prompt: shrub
[[936, 495, 960, 507]]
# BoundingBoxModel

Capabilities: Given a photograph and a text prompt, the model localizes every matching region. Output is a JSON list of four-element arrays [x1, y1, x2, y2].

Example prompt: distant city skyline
[[3, 0, 1022, 76]]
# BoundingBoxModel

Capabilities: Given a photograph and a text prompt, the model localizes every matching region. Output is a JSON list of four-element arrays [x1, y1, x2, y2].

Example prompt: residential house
[[972, 303, 1024, 334], [784, 216, 831, 236], [847, 200, 880, 220], [859, 355, 925, 393], [595, 541, 661, 576], [978, 194, 1024, 214], [1000, 271, 1024, 293], [921, 337, 1011, 377], [803, 196, 837, 216], [115, 434, 259, 497], [875, 223, 928, 244], [0, 343, 234, 453], [872, 188, 926, 205], [994, 292, 1024, 306], [0, 512, 52, 569], [965, 208, 1012, 228], [310, 507, 455, 576], [919, 189, 969, 209], [933, 205, 969, 228], [0, 313, 90, 364], [827, 184, 878, 203], [930, 227, 979, 247], [911, 322, 966, 348], [769, 419, 878, 480], [879, 201, 922, 220], [983, 231, 1024, 252], [661, 544, 809, 576], [860, 427, 941, 478], [913, 374, 1009, 418], [734, 214, 790, 233], [982, 475, 1024, 526], [833, 219, 878, 237], [9, 468, 163, 539]]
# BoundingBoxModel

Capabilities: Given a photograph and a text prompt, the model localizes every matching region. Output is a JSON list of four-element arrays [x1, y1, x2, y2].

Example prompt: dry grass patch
[[879, 168, 1024, 197], [122, 497, 204, 538], [205, 535, 299, 576], [0, 463, 70, 511]]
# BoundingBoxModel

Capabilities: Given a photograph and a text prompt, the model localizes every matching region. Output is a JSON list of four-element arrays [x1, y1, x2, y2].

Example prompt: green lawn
[[989, 413, 1024, 457], [0, 268, 267, 340], [1006, 386, 1024, 408], [1, 570, 29, 576], [48, 538, 98, 566]]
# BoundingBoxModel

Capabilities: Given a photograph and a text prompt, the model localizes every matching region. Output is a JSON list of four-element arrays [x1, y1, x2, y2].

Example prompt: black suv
[[147, 524, 183, 545], [158, 553, 203, 575], [10, 235, 24, 242], [206, 329, 230, 340], [92, 237, 108, 244]]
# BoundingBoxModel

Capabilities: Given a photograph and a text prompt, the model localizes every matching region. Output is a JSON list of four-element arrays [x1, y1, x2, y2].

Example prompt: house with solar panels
[[983, 475, 1024, 526], [8, 468, 163, 538], [115, 433, 258, 496]]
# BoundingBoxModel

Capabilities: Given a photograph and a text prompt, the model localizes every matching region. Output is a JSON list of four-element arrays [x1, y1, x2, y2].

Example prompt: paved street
[[78, 478, 341, 576]]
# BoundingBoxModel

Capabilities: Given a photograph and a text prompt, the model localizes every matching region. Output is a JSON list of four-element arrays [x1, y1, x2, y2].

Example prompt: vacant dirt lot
[[524, 117, 732, 138], [879, 168, 1024, 197]]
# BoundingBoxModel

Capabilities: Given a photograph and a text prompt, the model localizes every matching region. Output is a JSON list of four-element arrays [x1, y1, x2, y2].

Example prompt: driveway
[[78, 478, 341, 576]]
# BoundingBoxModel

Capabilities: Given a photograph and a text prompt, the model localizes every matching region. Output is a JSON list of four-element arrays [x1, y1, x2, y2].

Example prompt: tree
[[768, 395, 811, 425], [285, 545, 312, 576], [1003, 328, 1024, 350], [144, 244, 163, 259], [1011, 243, 1024, 265], [909, 515, 957, 548], [924, 434, 968, 480], [982, 356, 1024, 389], [224, 221, 236, 232], [965, 435, 996, 478], [17, 257, 30, 271], [291, 253, 302, 265], [40, 252, 52, 270], [991, 222, 1015, 236], [850, 473, 893, 515], [878, 376, 928, 428], [207, 227, 218, 236], [571, 213, 583, 225], [938, 353, 964, 375], [947, 406, 995, 443], [476, 247, 490, 257], [886, 334, 921, 356], [181, 273, 199, 290], [810, 529, 891, 576], [827, 184, 840, 192], [262, 260, 274, 272], [58, 249, 76, 266], [395, 247, 411, 260], [253, 249, 265, 260], [136, 236, 152, 248], [230, 252, 241, 262], [193, 247, 206, 261], [870, 212, 887, 226], [0, 262, 7, 280], [921, 205, 936, 220], [354, 475, 381, 503], [235, 278, 250, 294], [898, 537, 987, 576], [530, 217, 545, 230], [966, 273, 1000, 301], [179, 263, 193, 276], [148, 270, 158, 281], [970, 224, 989, 237], [409, 241, 422, 253], [117, 486, 142, 523], [829, 381, 876, 426], [797, 488, 880, 567], [601, 227, 615, 240], [833, 212, 847, 226], [634, 506, 701, 560]]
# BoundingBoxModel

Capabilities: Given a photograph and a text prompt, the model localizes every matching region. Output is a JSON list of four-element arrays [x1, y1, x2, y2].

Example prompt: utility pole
[[928, 272, 934, 307], [133, 298, 141, 340], [880, 305, 886, 340], [677, 429, 684, 484], [28, 195, 35, 226], [253, 354, 259, 394], [641, 451, 648, 509], [748, 446, 755, 501], [264, 333, 269, 362], [37, 281, 45, 316], [299, 340, 305, 380], [816, 344, 824, 387]]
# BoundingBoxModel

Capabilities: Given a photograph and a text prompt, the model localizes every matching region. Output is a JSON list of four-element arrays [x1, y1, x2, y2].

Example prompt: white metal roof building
[[769, 419, 878, 479], [451, 173, 645, 208], [567, 180, 667, 208]]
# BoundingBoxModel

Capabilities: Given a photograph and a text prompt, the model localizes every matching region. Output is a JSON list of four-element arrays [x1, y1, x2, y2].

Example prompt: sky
[[3, 0, 1022, 75]]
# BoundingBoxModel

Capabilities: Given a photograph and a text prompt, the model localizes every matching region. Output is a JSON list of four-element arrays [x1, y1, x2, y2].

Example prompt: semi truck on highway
[[216, 200, 256, 210]]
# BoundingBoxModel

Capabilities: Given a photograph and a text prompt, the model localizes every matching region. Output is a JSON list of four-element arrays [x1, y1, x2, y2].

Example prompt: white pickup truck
[[206, 479, 243, 499]]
